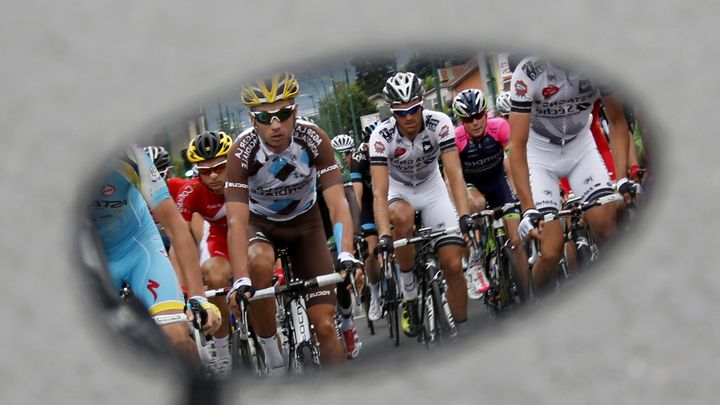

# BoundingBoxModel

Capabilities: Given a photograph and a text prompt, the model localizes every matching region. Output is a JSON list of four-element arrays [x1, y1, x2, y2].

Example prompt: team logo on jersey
[[147, 279, 160, 301], [374, 141, 385, 153], [515, 80, 528, 96], [422, 141, 433, 153], [521, 60, 546, 80], [101, 184, 116, 196], [425, 116, 440, 131], [439, 125, 450, 139], [578, 79, 593, 93], [394, 147, 406, 158], [542, 85, 560, 99]]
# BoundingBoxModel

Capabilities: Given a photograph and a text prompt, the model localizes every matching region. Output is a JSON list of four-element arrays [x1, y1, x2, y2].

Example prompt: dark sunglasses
[[341, 149, 355, 157], [460, 111, 486, 124], [250, 104, 297, 125], [196, 160, 227, 176], [390, 101, 423, 117]]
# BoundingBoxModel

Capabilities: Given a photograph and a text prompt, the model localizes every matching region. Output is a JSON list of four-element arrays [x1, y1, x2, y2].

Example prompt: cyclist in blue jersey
[[89, 145, 221, 363]]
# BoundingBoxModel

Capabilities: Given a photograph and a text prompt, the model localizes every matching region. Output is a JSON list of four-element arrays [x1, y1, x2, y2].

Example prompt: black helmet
[[383, 72, 424, 105], [186, 131, 233, 163]]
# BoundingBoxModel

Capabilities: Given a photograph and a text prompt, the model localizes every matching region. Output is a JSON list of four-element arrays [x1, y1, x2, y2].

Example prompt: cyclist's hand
[[227, 277, 255, 317], [458, 214, 478, 236], [374, 235, 394, 261], [187, 296, 222, 335], [519, 209, 541, 241], [616, 178, 636, 206]]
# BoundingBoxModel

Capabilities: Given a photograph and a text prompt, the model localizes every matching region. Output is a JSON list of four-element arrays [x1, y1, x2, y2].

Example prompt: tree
[[316, 81, 377, 137], [350, 53, 397, 96], [402, 51, 475, 80]]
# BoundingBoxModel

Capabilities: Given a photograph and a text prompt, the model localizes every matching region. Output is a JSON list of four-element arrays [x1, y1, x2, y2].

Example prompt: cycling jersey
[[225, 122, 342, 221], [368, 109, 456, 187], [333, 148, 352, 185], [90, 146, 184, 314], [454, 118, 509, 185], [369, 109, 463, 247], [350, 143, 376, 235], [510, 57, 611, 145], [174, 177, 228, 258]]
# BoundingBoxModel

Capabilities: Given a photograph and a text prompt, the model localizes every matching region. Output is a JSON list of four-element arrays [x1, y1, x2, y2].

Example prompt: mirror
[[78, 48, 655, 400]]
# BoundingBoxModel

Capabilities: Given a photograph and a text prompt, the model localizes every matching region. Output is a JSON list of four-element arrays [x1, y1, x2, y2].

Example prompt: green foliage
[[316, 81, 377, 137], [402, 51, 475, 80], [350, 53, 397, 96]]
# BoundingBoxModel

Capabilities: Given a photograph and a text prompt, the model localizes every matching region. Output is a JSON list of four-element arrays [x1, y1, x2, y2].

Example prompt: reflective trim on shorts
[[149, 300, 186, 316]]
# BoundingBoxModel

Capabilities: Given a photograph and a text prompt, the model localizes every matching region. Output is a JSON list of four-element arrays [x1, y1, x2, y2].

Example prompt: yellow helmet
[[241, 72, 300, 107], [186, 131, 233, 163]]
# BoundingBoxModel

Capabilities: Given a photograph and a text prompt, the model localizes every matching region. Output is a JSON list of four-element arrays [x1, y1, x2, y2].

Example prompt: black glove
[[229, 277, 255, 305], [458, 214, 477, 235], [374, 235, 394, 256]]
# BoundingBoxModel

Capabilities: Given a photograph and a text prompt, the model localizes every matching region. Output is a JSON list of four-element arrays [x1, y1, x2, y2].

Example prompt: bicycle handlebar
[[250, 272, 345, 301], [393, 225, 461, 248]]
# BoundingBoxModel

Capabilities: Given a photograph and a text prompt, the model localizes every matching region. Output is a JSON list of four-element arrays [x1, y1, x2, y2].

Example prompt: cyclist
[[370, 72, 475, 337], [508, 57, 632, 295], [452, 88, 529, 300], [89, 145, 221, 363], [325, 132, 364, 360], [350, 122, 383, 321], [173, 130, 235, 376], [225, 72, 361, 371], [494, 91, 512, 121]]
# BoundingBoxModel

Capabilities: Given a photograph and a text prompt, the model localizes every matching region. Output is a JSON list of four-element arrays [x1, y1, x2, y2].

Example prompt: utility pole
[[344, 62, 360, 143], [433, 59, 444, 112], [327, 68, 344, 134]]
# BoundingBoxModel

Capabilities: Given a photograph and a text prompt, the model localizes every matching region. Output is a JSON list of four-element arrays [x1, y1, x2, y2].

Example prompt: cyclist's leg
[[201, 232, 232, 370], [566, 137, 618, 247], [421, 179, 468, 323], [467, 185, 487, 214], [124, 227, 198, 363], [388, 198, 417, 297], [288, 207, 345, 366], [245, 230, 284, 370]]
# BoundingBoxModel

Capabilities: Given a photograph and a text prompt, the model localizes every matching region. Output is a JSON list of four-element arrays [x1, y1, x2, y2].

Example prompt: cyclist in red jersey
[[174, 131, 235, 376]]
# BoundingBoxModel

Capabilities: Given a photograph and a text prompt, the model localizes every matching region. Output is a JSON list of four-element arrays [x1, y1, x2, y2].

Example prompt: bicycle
[[470, 202, 523, 315], [526, 192, 625, 297], [378, 245, 402, 347], [247, 247, 345, 376], [393, 222, 459, 347]]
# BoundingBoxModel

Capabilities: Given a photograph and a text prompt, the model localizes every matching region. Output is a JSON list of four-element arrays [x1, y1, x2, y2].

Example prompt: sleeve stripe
[[510, 100, 532, 113], [439, 139, 456, 151]]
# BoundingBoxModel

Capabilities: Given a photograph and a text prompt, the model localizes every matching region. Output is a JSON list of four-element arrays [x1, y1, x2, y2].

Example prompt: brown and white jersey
[[225, 122, 342, 221]]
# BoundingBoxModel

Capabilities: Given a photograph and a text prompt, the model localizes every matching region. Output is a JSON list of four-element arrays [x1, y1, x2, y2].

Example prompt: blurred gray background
[[0, 1, 713, 404]]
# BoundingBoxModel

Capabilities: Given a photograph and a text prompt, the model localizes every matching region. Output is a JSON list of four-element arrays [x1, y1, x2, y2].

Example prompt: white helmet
[[495, 91, 512, 115], [330, 134, 355, 153], [383, 72, 424, 105]]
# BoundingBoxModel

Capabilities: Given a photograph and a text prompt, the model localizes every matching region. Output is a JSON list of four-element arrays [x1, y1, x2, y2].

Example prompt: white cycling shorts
[[198, 220, 211, 266], [388, 171, 464, 249], [527, 129, 614, 213]]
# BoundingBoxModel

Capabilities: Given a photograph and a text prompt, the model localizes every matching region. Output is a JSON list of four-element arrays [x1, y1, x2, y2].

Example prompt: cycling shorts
[[387, 172, 464, 249], [247, 204, 336, 307], [105, 222, 185, 315], [466, 176, 519, 215], [206, 230, 228, 259], [527, 129, 614, 213]]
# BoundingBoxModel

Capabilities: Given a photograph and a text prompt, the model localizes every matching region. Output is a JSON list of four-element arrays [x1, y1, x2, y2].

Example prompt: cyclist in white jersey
[[508, 57, 633, 294], [370, 72, 476, 337]]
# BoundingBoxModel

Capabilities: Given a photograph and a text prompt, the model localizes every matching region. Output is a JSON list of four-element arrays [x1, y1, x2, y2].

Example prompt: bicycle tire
[[362, 285, 375, 335], [293, 342, 322, 376], [385, 278, 400, 347], [431, 280, 454, 336]]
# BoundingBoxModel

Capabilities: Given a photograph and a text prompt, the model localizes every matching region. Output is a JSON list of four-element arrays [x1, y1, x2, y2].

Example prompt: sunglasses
[[250, 104, 297, 125], [196, 160, 227, 176], [340, 149, 355, 157], [390, 101, 423, 117], [460, 111, 487, 124]]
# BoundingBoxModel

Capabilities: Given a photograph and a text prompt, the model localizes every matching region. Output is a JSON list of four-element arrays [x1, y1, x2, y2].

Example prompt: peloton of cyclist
[[370, 72, 476, 337], [225, 72, 361, 371], [452, 88, 529, 300]]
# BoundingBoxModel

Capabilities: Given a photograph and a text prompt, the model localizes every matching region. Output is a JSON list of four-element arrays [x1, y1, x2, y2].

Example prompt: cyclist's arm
[[153, 198, 205, 298], [601, 95, 630, 181], [440, 149, 470, 217], [190, 213, 205, 245], [323, 184, 354, 253], [508, 111, 534, 211], [503, 157, 517, 195], [370, 164, 391, 237], [226, 201, 250, 280]]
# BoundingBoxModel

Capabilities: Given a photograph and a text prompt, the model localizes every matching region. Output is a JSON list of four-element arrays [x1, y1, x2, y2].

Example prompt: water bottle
[[467, 248, 488, 295]]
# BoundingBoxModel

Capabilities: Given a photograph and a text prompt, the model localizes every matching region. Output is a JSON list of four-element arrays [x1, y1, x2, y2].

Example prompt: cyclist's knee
[[203, 258, 231, 287], [248, 245, 275, 285], [312, 315, 338, 342], [389, 202, 414, 235]]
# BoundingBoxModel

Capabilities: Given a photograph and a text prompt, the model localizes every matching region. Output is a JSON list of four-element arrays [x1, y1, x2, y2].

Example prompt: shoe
[[466, 271, 482, 300], [401, 299, 421, 337], [342, 327, 362, 360], [368, 298, 383, 322], [212, 358, 232, 378], [267, 366, 285, 378], [475, 268, 491, 295]]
